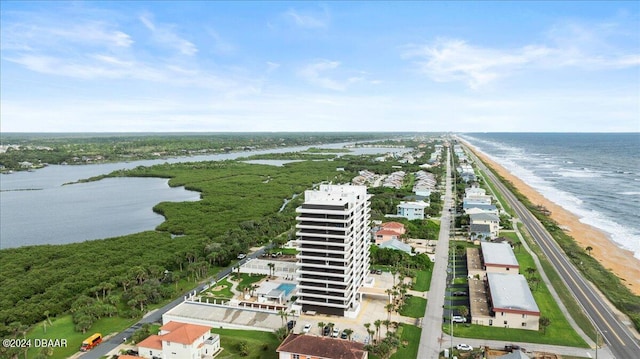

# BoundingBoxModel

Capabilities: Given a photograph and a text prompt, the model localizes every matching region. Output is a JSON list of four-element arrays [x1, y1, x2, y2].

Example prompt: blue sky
[[1, 1, 638, 132]]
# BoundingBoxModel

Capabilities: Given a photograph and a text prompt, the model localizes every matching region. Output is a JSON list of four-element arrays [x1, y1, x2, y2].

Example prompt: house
[[373, 222, 406, 244], [136, 321, 219, 359], [379, 238, 413, 255], [396, 201, 428, 220], [276, 333, 368, 359], [469, 224, 492, 240], [470, 213, 500, 238], [485, 273, 540, 331], [465, 206, 499, 217]]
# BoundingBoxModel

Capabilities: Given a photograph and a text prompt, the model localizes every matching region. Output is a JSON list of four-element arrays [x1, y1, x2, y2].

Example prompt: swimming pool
[[276, 283, 296, 296]]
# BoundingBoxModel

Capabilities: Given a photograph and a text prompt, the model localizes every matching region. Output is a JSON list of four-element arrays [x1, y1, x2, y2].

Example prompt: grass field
[[390, 324, 421, 359], [399, 296, 427, 318], [210, 328, 279, 359], [23, 315, 138, 359], [412, 269, 432, 291]]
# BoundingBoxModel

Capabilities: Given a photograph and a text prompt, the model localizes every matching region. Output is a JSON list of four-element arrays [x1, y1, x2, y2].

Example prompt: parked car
[[456, 343, 473, 351], [302, 324, 311, 333], [323, 326, 331, 336], [340, 331, 348, 339], [452, 315, 467, 323], [331, 328, 340, 338], [287, 320, 296, 330], [452, 291, 468, 296]]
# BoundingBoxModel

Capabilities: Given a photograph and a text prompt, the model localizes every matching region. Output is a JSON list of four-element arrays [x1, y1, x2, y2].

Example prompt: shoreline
[[463, 142, 640, 296]]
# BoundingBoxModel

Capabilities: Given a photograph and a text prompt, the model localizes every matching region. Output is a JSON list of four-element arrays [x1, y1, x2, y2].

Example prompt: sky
[[1, 1, 639, 133]]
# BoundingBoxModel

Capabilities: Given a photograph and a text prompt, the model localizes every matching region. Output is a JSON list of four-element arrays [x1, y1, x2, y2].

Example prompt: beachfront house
[[470, 213, 500, 238], [397, 201, 428, 220]]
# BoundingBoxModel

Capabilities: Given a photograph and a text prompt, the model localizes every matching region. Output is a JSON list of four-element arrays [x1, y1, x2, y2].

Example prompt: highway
[[464, 143, 640, 359]]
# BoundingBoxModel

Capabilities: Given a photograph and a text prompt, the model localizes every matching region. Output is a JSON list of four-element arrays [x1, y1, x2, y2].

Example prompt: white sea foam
[[619, 191, 640, 196], [462, 135, 640, 260]]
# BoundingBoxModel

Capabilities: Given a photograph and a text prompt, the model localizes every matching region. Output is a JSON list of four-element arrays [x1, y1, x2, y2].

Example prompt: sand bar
[[463, 142, 640, 296]]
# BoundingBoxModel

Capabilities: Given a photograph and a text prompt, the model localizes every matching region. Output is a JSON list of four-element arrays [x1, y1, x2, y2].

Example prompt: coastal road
[[464, 143, 640, 359], [80, 246, 273, 359], [417, 147, 455, 358]]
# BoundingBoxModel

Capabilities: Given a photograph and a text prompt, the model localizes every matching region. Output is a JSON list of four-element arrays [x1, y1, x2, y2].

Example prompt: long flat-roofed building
[[485, 273, 540, 330], [295, 184, 371, 317], [481, 242, 519, 275]]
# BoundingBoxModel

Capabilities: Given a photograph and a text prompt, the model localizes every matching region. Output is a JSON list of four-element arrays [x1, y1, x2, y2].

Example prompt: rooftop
[[159, 321, 212, 345], [481, 242, 519, 268], [487, 273, 540, 314], [470, 212, 500, 222], [277, 334, 367, 359]]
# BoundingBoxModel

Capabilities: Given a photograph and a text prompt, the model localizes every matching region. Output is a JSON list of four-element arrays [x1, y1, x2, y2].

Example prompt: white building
[[137, 321, 219, 359], [397, 201, 429, 220], [470, 212, 500, 238], [295, 184, 371, 317]]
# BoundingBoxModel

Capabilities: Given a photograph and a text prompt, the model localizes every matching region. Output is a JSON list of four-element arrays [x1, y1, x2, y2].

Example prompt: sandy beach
[[463, 143, 640, 296]]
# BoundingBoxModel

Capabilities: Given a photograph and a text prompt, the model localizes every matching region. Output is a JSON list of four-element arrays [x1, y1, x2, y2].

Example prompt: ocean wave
[[462, 136, 639, 260], [555, 168, 604, 178], [619, 191, 640, 196]]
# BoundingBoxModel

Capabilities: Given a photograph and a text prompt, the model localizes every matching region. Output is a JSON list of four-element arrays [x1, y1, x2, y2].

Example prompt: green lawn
[[210, 328, 279, 359], [23, 315, 137, 359], [390, 324, 421, 359], [444, 235, 588, 348], [399, 296, 427, 318], [412, 269, 432, 291], [204, 277, 235, 299]]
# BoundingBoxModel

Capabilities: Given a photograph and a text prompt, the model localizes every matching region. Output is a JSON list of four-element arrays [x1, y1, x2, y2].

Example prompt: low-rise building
[[276, 333, 368, 359], [397, 201, 428, 220], [480, 273, 540, 331], [480, 242, 519, 275], [470, 213, 500, 238], [136, 321, 219, 359]]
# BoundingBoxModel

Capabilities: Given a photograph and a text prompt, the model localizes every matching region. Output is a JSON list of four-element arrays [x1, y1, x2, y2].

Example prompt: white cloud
[[139, 13, 197, 56], [403, 39, 551, 89], [284, 8, 328, 29], [404, 19, 640, 89], [297, 60, 364, 91]]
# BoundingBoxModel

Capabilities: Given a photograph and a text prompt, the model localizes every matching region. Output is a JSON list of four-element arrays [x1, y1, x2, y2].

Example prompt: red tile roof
[[277, 334, 367, 359], [159, 322, 212, 345], [382, 221, 404, 229], [137, 334, 163, 350]]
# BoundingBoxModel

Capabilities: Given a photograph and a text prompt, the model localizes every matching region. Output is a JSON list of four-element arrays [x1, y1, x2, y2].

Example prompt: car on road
[[302, 324, 311, 333], [331, 328, 340, 338], [237, 253, 246, 259], [452, 315, 467, 323], [456, 343, 473, 351]]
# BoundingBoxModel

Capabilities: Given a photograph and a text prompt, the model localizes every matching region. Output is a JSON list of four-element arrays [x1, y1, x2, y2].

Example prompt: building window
[[522, 322, 527, 327], [522, 314, 526, 318], [504, 321, 508, 325], [489, 319, 493, 326], [292, 355, 300, 359]]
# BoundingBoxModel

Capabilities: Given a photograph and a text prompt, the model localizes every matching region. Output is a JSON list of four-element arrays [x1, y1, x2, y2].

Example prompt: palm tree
[[278, 310, 287, 326], [382, 319, 391, 336], [267, 262, 276, 278], [318, 321, 326, 335], [385, 303, 395, 321], [585, 246, 593, 256], [374, 319, 382, 341], [343, 328, 354, 340], [525, 267, 537, 279]]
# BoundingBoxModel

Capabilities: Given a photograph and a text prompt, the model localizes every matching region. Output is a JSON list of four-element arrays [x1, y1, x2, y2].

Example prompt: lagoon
[[0, 143, 409, 249]]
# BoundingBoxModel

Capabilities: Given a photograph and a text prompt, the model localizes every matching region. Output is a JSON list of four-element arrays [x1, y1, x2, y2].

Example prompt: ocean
[[460, 133, 640, 260]]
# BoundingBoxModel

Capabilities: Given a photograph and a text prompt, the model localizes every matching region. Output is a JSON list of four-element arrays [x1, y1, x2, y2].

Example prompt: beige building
[[481, 242, 519, 275], [473, 273, 540, 331]]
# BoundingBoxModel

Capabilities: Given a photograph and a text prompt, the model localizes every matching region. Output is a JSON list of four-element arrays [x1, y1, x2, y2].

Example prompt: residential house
[[137, 321, 219, 359], [276, 334, 368, 359], [469, 223, 492, 240], [484, 273, 540, 331], [379, 238, 413, 255], [396, 201, 428, 220], [469, 213, 500, 238]]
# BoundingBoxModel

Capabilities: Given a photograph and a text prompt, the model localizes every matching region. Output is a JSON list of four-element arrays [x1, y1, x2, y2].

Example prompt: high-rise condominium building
[[295, 184, 371, 317]]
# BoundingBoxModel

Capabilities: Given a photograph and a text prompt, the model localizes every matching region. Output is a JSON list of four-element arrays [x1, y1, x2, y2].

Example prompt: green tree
[[539, 316, 551, 334]]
